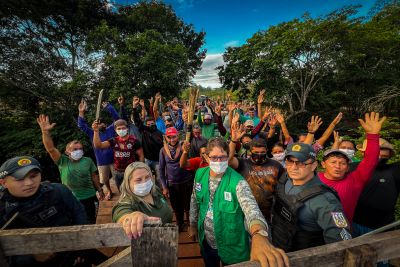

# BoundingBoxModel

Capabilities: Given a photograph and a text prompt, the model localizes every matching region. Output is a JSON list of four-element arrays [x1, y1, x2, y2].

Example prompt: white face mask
[[70, 149, 83, 161], [209, 161, 228, 174], [116, 129, 128, 137], [339, 149, 355, 159], [273, 152, 286, 162], [133, 179, 153, 197]]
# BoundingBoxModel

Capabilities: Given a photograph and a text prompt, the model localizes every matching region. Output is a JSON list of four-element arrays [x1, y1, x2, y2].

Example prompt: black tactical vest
[[0, 182, 73, 229], [271, 174, 339, 252]]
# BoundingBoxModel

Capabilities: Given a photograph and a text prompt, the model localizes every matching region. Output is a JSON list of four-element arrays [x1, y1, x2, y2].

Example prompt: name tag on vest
[[195, 183, 202, 192], [224, 192, 232, 201], [38, 206, 58, 221]]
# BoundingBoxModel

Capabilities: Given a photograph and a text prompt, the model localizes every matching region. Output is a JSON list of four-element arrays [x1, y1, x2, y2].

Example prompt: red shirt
[[185, 157, 208, 171], [108, 135, 142, 172], [319, 134, 379, 224]]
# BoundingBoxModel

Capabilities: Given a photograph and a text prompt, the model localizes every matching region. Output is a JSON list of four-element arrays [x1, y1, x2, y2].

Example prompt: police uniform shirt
[[285, 176, 352, 243]]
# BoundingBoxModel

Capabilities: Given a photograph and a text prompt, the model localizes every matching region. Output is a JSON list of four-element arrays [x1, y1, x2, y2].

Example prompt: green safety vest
[[194, 166, 250, 265]]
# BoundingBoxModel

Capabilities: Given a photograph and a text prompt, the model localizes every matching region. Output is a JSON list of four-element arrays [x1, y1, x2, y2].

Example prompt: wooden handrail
[[230, 229, 400, 267]]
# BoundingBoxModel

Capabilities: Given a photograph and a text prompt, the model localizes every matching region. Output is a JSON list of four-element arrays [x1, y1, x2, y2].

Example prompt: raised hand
[[358, 112, 386, 134], [332, 131, 342, 149], [182, 141, 190, 153], [101, 101, 109, 108], [232, 112, 240, 125], [307, 115, 323, 133], [149, 96, 154, 105], [78, 99, 87, 112], [139, 99, 145, 107], [37, 115, 56, 132], [118, 95, 124, 106], [214, 105, 221, 116], [268, 115, 278, 127], [231, 123, 246, 142], [257, 89, 266, 104], [262, 106, 273, 121], [331, 112, 343, 126], [92, 120, 100, 132], [132, 96, 140, 108], [275, 110, 285, 124]]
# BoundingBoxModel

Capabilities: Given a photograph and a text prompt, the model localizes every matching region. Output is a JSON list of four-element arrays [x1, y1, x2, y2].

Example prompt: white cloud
[[224, 40, 240, 48], [192, 53, 225, 88]]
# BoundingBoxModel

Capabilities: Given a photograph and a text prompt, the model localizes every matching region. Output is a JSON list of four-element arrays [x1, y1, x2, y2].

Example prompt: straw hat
[[356, 138, 394, 152]]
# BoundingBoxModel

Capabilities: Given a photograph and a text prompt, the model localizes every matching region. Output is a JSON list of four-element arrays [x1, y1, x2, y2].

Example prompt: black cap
[[285, 143, 316, 162], [0, 156, 41, 180]]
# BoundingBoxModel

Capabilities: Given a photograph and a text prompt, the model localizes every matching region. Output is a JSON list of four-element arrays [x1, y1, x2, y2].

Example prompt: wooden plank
[[343, 244, 377, 267], [97, 247, 132, 267], [229, 229, 400, 267], [0, 223, 175, 256], [131, 224, 179, 267]]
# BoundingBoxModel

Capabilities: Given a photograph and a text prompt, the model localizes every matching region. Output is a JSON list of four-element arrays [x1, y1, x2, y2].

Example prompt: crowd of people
[[0, 89, 399, 267]]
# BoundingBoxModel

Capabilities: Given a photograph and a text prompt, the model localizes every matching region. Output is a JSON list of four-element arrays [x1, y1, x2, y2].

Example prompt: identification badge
[[224, 191, 232, 201], [195, 183, 202, 192], [331, 212, 348, 228]]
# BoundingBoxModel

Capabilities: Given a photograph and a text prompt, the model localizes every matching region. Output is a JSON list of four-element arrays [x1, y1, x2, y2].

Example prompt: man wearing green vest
[[189, 138, 289, 267]]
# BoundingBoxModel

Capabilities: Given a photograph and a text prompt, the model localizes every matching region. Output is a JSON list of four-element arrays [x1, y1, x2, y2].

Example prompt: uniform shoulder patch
[[331, 212, 348, 228], [195, 182, 202, 192]]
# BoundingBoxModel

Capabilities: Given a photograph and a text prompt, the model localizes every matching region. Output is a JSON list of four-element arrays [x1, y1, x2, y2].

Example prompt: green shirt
[[112, 189, 173, 223], [56, 155, 97, 200]]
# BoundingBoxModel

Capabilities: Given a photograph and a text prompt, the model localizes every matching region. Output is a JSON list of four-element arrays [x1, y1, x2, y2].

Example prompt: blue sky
[[114, 0, 377, 87]]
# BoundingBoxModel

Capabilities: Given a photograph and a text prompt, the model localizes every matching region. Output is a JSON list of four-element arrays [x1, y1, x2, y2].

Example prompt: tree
[[87, 0, 206, 100]]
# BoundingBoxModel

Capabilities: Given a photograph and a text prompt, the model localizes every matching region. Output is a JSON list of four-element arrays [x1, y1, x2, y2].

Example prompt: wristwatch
[[251, 229, 269, 238]]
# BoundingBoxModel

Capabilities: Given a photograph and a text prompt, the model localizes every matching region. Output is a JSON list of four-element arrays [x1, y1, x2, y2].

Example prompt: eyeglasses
[[208, 156, 228, 162], [285, 158, 314, 168]]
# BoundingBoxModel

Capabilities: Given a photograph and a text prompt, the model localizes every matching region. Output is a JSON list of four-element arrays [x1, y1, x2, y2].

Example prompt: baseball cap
[[0, 156, 41, 180], [285, 143, 316, 162], [357, 138, 394, 152], [244, 120, 254, 127], [323, 149, 351, 161], [165, 127, 178, 136], [204, 113, 213, 120]]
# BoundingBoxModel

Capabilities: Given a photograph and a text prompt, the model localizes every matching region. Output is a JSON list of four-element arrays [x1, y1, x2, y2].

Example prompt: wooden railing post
[[131, 224, 178, 267]]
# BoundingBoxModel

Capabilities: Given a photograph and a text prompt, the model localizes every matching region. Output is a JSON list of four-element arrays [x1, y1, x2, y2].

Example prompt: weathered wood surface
[[97, 247, 132, 267], [343, 244, 377, 267], [131, 224, 178, 267], [230, 229, 400, 267]]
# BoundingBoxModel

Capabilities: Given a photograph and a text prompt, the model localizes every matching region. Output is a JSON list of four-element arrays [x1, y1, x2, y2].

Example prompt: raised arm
[[104, 102, 120, 121], [214, 105, 227, 136], [139, 99, 147, 120], [37, 114, 61, 162], [153, 92, 161, 119], [257, 89, 265, 118], [275, 110, 292, 143], [77, 100, 93, 136], [304, 115, 323, 145], [228, 122, 244, 169], [180, 141, 191, 168], [316, 112, 343, 147], [92, 120, 111, 149]]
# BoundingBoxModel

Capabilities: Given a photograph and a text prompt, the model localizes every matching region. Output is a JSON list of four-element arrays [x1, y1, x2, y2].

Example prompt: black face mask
[[251, 153, 267, 165], [148, 124, 157, 132], [242, 143, 250, 150], [378, 158, 389, 166]]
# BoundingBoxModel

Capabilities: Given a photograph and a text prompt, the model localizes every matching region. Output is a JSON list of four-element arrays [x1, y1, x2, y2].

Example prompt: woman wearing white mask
[[112, 162, 173, 238], [271, 143, 287, 167], [37, 114, 104, 224], [188, 137, 289, 267]]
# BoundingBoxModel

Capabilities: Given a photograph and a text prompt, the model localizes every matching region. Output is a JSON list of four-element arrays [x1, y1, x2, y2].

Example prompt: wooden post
[[131, 224, 178, 267], [343, 244, 377, 267]]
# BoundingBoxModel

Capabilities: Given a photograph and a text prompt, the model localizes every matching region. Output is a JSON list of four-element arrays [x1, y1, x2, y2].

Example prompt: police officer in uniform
[[0, 156, 104, 267], [271, 143, 352, 252]]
